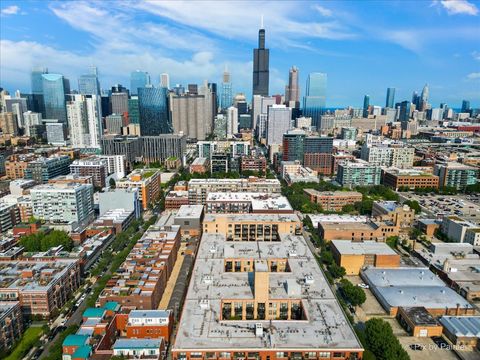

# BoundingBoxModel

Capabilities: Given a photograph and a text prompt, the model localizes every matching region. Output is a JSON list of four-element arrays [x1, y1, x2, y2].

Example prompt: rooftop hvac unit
[[255, 323, 263, 337]]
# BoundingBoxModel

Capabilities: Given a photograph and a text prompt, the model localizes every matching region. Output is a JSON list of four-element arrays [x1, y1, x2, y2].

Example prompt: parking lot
[[406, 193, 480, 224]]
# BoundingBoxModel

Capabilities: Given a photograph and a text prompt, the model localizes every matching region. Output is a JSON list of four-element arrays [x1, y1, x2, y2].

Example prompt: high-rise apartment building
[[23, 111, 42, 136], [0, 112, 18, 136], [226, 106, 238, 137], [282, 129, 306, 162], [105, 114, 123, 134], [111, 92, 129, 115], [266, 104, 292, 145], [363, 94, 370, 118], [66, 94, 103, 149], [101, 135, 142, 169], [138, 86, 171, 136], [30, 182, 94, 227], [141, 134, 187, 165], [128, 96, 140, 124], [386, 87, 395, 108], [170, 94, 208, 140], [41, 73, 67, 123], [24, 155, 71, 183], [252, 25, 269, 96], [70, 157, 108, 188], [130, 70, 151, 96], [303, 72, 327, 128], [336, 160, 382, 188], [420, 83, 429, 111]]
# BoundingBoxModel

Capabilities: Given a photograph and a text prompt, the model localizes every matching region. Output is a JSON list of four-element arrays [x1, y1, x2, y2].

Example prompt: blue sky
[[1, 0, 479, 108]]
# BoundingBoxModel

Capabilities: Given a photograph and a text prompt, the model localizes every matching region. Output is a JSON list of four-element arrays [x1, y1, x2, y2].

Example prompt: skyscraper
[[363, 95, 370, 118], [130, 70, 151, 96], [221, 67, 233, 110], [226, 106, 238, 137], [111, 92, 129, 115], [420, 83, 429, 111], [385, 87, 395, 108], [66, 94, 103, 149], [252, 21, 270, 96], [303, 73, 327, 128], [266, 105, 292, 145], [286, 66, 300, 107], [138, 86, 171, 136], [31, 67, 48, 115], [399, 101, 411, 123], [461, 100, 471, 113], [78, 66, 100, 95], [160, 73, 170, 89], [41, 73, 67, 123]]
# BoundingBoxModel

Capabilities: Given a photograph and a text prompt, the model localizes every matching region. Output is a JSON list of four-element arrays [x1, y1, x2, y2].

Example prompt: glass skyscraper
[[302, 72, 327, 128], [221, 69, 232, 110], [385, 87, 395, 108], [128, 97, 140, 124], [130, 70, 151, 96], [138, 86, 171, 135], [78, 67, 100, 96], [252, 26, 270, 96], [41, 73, 67, 123], [31, 67, 48, 115], [363, 95, 370, 118]]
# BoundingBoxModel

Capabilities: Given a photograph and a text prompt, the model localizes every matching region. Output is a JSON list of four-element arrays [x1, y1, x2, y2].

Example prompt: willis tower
[[252, 18, 269, 96]]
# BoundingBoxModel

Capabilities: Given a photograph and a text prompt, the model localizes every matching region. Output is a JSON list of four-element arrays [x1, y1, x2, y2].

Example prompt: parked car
[[357, 283, 369, 289]]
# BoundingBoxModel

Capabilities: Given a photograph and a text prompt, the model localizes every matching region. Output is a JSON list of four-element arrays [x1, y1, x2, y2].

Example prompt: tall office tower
[[385, 87, 395, 108], [226, 106, 238, 136], [31, 67, 47, 115], [138, 86, 171, 136], [286, 66, 300, 107], [23, 111, 42, 136], [252, 21, 270, 96], [66, 94, 103, 149], [78, 66, 100, 95], [160, 73, 170, 89], [173, 85, 185, 96], [198, 81, 214, 136], [420, 83, 429, 111], [412, 91, 420, 109], [111, 84, 129, 94], [252, 95, 262, 131], [130, 70, 151, 96], [303, 73, 327, 128], [221, 67, 233, 110], [362, 95, 370, 118], [41, 74, 67, 123], [461, 100, 471, 113], [111, 92, 129, 115], [233, 93, 248, 115], [399, 101, 411, 124], [188, 84, 198, 95], [128, 97, 140, 124], [266, 104, 292, 145], [5, 98, 28, 129], [208, 82, 218, 112]]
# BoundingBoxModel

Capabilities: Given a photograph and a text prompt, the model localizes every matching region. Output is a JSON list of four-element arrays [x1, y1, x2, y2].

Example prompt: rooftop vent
[[305, 275, 314, 285], [255, 323, 263, 337]]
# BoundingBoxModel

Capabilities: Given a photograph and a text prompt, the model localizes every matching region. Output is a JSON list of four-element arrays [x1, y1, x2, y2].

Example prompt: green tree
[[20, 230, 74, 252], [364, 318, 410, 360], [328, 263, 346, 279], [109, 178, 116, 189], [340, 279, 366, 306], [403, 200, 421, 214], [386, 236, 399, 249]]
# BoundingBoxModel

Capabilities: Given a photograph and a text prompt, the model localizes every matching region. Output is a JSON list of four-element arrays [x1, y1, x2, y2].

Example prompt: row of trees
[[20, 230, 74, 252]]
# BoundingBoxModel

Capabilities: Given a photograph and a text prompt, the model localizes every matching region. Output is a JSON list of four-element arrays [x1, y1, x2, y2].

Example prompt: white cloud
[[440, 0, 478, 15], [472, 51, 480, 60], [313, 4, 333, 17], [1, 5, 19, 15], [466, 72, 480, 79]]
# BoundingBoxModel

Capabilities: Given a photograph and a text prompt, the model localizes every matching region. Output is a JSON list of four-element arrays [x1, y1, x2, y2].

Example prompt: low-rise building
[[98, 188, 141, 219], [173, 205, 204, 237], [240, 155, 267, 174], [164, 191, 189, 210], [303, 189, 362, 211], [206, 192, 293, 214], [124, 310, 173, 340], [48, 174, 93, 185], [372, 201, 415, 228], [434, 162, 479, 190], [189, 157, 209, 174], [203, 213, 302, 241], [439, 316, 480, 347], [331, 240, 400, 275], [24, 155, 71, 183], [465, 228, 480, 246], [382, 167, 439, 190], [113, 338, 165, 359], [396, 307, 443, 337], [417, 218, 441, 237], [361, 267, 474, 317], [116, 169, 162, 210], [93, 209, 135, 234], [441, 216, 478, 243], [0, 301, 24, 351], [0, 258, 81, 317]]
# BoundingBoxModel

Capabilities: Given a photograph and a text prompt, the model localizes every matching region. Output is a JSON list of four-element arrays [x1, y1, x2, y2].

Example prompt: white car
[[357, 283, 369, 289]]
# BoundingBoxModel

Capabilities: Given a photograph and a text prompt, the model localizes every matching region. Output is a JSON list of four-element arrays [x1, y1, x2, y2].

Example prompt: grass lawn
[[5, 325, 44, 360]]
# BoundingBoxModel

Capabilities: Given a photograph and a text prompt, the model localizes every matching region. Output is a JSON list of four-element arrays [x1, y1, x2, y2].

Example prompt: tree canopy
[[364, 318, 410, 360], [340, 279, 366, 306], [19, 230, 74, 252]]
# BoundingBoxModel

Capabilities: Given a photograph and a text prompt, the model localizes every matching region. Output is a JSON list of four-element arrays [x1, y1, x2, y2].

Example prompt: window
[[276, 352, 286, 358]]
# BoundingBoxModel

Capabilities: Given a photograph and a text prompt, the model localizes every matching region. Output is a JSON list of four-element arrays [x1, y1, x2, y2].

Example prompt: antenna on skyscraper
[[261, 14, 264, 29]]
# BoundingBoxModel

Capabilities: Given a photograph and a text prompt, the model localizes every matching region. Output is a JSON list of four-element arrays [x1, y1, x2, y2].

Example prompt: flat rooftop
[[331, 240, 398, 256], [308, 214, 368, 228], [176, 205, 204, 219], [173, 232, 363, 352], [206, 192, 293, 212], [303, 189, 362, 197], [204, 213, 300, 223], [401, 307, 440, 326]]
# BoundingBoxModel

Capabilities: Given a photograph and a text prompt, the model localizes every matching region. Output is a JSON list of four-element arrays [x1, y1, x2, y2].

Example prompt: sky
[[0, 0, 479, 108]]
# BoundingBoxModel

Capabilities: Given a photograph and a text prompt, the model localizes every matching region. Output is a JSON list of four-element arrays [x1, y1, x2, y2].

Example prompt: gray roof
[[129, 310, 171, 319], [331, 240, 398, 256], [439, 316, 480, 338], [361, 268, 444, 287], [173, 232, 363, 352], [113, 338, 163, 349]]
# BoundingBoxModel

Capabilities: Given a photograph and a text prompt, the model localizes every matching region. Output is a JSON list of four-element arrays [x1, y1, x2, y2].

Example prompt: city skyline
[[1, 0, 479, 107]]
